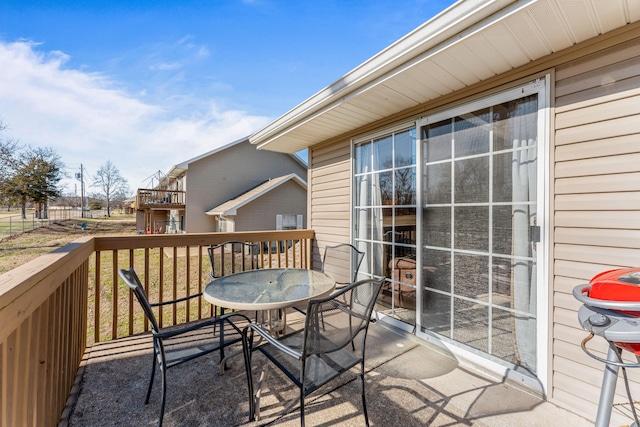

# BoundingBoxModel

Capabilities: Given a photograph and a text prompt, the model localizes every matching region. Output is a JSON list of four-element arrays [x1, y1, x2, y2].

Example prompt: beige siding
[[186, 141, 307, 232], [233, 180, 307, 231], [309, 142, 351, 270], [553, 31, 640, 425]]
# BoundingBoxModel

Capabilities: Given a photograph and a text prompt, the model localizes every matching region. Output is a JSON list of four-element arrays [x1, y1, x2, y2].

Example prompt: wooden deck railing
[[136, 188, 186, 209], [0, 229, 314, 427]]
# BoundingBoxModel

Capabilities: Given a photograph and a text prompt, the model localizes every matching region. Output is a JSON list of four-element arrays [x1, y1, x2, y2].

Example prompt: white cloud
[[0, 41, 271, 194]]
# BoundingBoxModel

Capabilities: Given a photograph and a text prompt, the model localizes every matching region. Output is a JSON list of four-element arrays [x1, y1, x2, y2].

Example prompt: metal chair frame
[[321, 243, 365, 289], [242, 278, 384, 427], [118, 268, 250, 427]]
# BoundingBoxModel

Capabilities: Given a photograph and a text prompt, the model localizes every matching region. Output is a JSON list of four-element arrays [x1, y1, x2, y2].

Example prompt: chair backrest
[[303, 278, 384, 356], [118, 268, 161, 334], [321, 244, 365, 285], [208, 241, 261, 279]]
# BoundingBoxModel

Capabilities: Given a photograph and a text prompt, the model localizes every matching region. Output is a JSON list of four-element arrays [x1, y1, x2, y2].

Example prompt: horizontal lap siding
[[553, 33, 640, 425], [310, 142, 352, 271]]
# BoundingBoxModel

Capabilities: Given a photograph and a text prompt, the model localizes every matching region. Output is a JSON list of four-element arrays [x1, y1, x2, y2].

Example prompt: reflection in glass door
[[353, 127, 417, 326], [418, 84, 542, 373]]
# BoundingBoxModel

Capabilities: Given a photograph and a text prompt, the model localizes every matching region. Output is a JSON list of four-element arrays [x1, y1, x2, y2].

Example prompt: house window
[[276, 214, 303, 230], [219, 217, 235, 232], [353, 127, 417, 326]]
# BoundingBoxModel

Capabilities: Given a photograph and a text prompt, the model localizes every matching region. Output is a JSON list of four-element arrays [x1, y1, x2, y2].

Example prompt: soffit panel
[[629, 1, 640, 22], [527, 0, 576, 50], [480, 22, 531, 67], [434, 49, 486, 85], [463, 34, 511, 74], [381, 76, 435, 105], [400, 65, 451, 98]]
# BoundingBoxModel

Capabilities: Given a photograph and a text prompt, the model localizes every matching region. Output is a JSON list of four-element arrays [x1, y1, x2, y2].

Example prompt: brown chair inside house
[[389, 257, 417, 310]]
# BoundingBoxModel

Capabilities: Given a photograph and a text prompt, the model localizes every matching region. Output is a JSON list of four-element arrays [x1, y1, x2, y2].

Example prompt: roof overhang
[[206, 173, 307, 216], [249, 0, 640, 153]]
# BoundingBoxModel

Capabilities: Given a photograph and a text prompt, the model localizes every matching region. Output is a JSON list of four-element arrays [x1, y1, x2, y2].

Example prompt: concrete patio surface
[[61, 312, 592, 426]]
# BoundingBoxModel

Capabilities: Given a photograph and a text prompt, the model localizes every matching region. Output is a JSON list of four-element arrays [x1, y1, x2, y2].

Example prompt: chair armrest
[[154, 311, 251, 339], [246, 323, 302, 360], [149, 292, 203, 307]]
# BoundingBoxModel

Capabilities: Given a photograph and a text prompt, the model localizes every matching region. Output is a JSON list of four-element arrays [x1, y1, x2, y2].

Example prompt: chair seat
[[258, 331, 361, 394], [163, 332, 242, 369]]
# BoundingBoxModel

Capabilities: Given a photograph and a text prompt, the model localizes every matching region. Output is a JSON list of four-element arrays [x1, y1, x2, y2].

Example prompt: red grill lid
[[589, 267, 640, 303]]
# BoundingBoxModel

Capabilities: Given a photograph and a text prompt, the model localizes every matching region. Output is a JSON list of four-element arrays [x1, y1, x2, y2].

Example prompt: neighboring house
[[135, 137, 307, 233], [206, 173, 307, 232], [248, 0, 640, 424]]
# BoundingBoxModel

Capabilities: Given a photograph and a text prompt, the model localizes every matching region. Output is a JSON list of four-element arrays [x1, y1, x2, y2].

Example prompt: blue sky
[[0, 0, 455, 194]]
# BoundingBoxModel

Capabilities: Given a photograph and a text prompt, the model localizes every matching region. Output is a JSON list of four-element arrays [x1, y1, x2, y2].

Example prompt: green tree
[[0, 121, 20, 211], [91, 160, 129, 217], [0, 122, 65, 218], [3, 147, 65, 219]]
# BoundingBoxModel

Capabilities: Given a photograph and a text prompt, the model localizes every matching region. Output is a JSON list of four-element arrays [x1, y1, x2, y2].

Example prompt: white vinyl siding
[[309, 142, 352, 271], [552, 34, 640, 425]]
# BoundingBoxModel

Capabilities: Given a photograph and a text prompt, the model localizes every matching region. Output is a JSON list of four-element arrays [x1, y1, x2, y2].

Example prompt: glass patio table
[[204, 268, 336, 334]]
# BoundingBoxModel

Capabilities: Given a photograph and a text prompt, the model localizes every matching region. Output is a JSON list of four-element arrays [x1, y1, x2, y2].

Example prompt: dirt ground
[[0, 216, 136, 275]]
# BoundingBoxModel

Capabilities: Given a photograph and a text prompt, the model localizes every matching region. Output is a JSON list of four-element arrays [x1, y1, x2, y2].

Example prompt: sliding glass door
[[417, 79, 545, 374]]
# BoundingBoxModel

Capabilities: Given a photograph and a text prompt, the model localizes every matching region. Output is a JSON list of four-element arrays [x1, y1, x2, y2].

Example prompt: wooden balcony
[[136, 188, 186, 210], [0, 229, 314, 426], [0, 228, 595, 426]]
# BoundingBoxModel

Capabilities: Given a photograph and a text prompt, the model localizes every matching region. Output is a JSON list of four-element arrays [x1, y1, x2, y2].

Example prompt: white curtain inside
[[356, 143, 384, 279], [510, 97, 538, 371]]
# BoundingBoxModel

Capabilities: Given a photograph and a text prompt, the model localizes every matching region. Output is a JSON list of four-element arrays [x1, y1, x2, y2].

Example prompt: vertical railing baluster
[[111, 250, 118, 340], [94, 251, 101, 343], [144, 248, 150, 332], [186, 246, 191, 323], [128, 249, 134, 336], [198, 245, 204, 320], [172, 246, 178, 325], [158, 247, 164, 328]]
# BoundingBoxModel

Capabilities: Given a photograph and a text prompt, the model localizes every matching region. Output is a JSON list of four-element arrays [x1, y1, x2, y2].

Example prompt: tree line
[[0, 121, 131, 218]]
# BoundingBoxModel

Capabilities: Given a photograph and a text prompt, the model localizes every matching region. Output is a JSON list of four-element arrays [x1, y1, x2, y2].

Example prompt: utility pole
[[76, 164, 85, 218]]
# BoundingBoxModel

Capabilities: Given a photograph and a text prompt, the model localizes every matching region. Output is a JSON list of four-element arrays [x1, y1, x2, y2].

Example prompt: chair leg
[[218, 316, 227, 366], [242, 327, 256, 422], [145, 353, 156, 404], [158, 364, 167, 427], [300, 387, 306, 427], [360, 363, 370, 427]]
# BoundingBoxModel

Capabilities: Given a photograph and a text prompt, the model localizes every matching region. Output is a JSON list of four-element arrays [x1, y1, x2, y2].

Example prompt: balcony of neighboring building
[[136, 188, 186, 210]]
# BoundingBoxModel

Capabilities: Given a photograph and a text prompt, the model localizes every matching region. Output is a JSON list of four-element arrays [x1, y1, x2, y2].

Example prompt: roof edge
[[249, 0, 516, 149], [206, 173, 307, 216]]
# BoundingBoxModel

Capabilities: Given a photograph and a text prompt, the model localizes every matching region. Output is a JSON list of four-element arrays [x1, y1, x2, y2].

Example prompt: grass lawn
[[0, 215, 136, 275]]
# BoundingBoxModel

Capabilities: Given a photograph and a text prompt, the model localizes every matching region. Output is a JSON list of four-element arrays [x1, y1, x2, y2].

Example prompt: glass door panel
[[419, 92, 539, 373]]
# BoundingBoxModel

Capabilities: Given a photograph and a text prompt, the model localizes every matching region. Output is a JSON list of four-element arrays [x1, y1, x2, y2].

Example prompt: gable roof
[[249, 0, 640, 153], [162, 136, 307, 184], [205, 173, 307, 216]]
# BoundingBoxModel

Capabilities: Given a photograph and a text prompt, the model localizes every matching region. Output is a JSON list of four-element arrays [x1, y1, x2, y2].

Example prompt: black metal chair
[[207, 241, 261, 317], [242, 277, 385, 427], [293, 243, 365, 318], [118, 268, 250, 427], [321, 243, 365, 289]]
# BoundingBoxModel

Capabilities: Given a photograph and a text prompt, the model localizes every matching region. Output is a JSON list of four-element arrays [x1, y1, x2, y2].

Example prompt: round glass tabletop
[[204, 268, 336, 310]]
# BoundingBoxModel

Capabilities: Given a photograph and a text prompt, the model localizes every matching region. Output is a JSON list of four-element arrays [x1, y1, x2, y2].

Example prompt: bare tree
[[91, 160, 129, 217]]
